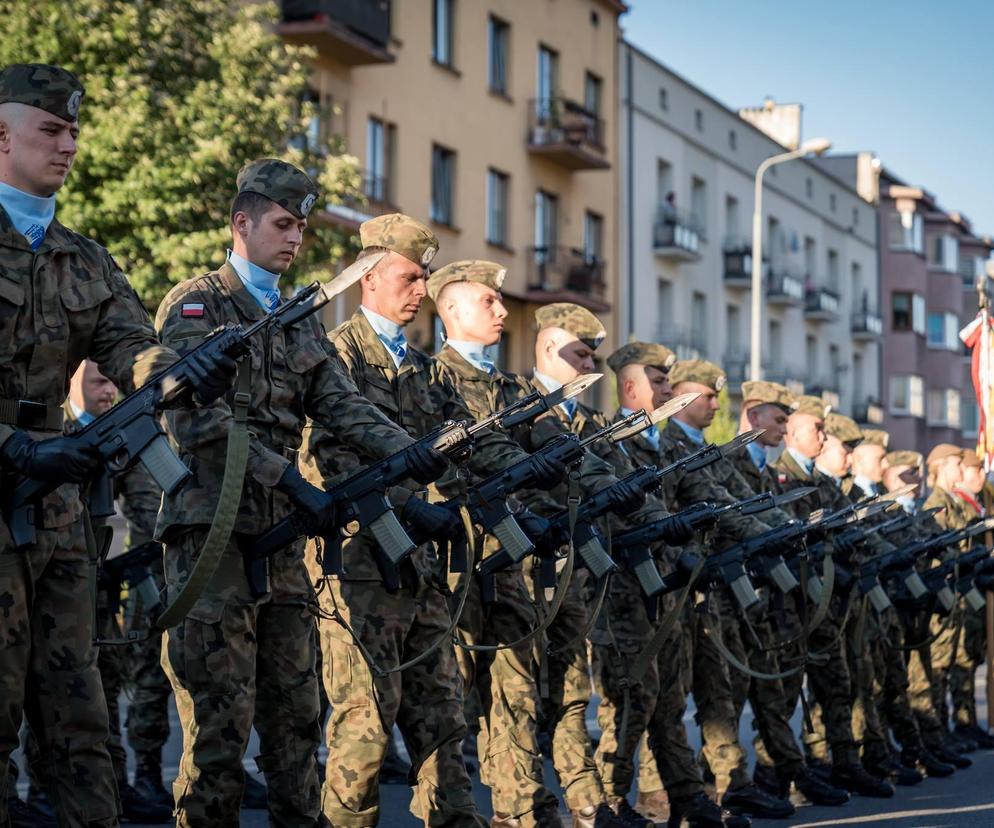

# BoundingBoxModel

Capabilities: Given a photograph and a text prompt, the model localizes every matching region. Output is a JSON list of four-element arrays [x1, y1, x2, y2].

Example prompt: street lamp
[[749, 137, 833, 381]]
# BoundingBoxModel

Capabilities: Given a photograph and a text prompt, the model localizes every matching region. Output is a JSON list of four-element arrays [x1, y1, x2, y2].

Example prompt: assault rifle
[[4, 253, 387, 548], [98, 541, 165, 620], [244, 375, 603, 578], [921, 543, 993, 612]]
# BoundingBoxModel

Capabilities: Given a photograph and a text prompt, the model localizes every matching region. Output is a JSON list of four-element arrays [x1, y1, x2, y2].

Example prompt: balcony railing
[[527, 98, 610, 171], [657, 325, 708, 361], [526, 246, 608, 309], [766, 269, 805, 305], [851, 310, 883, 339], [653, 210, 702, 261], [279, 0, 394, 65], [805, 285, 841, 321], [853, 398, 885, 426], [319, 169, 397, 231], [763, 364, 806, 395], [722, 237, 753, 286]]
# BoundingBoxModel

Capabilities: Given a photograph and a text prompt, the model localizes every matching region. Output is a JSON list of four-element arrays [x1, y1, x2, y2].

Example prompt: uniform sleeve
[[155, 283, 290, 489]]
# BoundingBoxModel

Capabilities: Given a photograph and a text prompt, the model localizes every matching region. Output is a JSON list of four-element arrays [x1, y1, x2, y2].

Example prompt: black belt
[[0, 399, 65, 431]]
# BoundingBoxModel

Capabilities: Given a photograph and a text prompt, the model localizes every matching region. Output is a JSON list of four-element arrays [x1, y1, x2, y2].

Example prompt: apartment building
[[278, 0, 624, 381], [618, 43, 881, 416], [815, 155, 994, 451]]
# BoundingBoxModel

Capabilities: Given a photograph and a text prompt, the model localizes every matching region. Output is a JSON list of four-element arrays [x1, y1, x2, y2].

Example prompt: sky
[[622, 0, 994, 238]]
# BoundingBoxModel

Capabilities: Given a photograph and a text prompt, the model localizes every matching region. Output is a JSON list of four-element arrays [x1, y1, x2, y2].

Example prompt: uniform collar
[[746, 440, 767, 471], [444, 339, 497, 374], [227, 249, 281, 311], [672, 417, 705, 446], [533, 368, 576, 420], [360, 305, 407, 368], [787, 447, 816, 476], [216, 262, 267, 322], [853, 475, 879, 497], [68, 398, 94, 426], [0, 182, 56, 250], [621, 406, 659, 449]]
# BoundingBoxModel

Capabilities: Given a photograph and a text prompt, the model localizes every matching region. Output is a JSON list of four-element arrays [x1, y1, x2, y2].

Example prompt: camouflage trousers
[[0, 517, 120, 827], [843, 603, 889, 766], [590, 571, 703, 802], [318, 574, 486, 828], [950, 603, 986, 728], [927, 610, 968, 729], [526, 567, 605, 813], [162, 530, 321, 828], [902, 607, 950, 750], [870, 611, 923, 757], [451, 568, 559, 824]]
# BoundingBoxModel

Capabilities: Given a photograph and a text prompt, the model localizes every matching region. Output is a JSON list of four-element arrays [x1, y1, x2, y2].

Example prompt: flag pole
[[976, 269, 994, 732]]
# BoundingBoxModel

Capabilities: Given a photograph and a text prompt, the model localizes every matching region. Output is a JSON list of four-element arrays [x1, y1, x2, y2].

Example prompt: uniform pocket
[[60, 278, 112, 311]]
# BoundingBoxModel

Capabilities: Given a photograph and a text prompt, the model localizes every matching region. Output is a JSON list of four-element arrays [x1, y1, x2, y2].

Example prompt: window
[[927, 311, 961, 350], [488, 16, 509, 94], [534, 190, 558, 260], [658, 88, 668, 111], [829, 193, 837, 212], [927, 388, 961, 427], [853, 206, 860, 227], [486, 168, 509, 246], [852, 352, 864, 402], [806, 335, 818, 377], [804, 236, 816, 279], [656, 159, 673, 207], [892, 292, 926, 333], [694, 109, 704, 132], [962, 401, 980, 436], [583, 211, 603, 263], [728, 130, 737, 151], [890, 375, 925, 417], [888, 209, 924, 252], [433, 0, 454, 66], [657, 280, 673, 331], [829, 344, 842, 390], [928, 234, 959, 272], [726, 304, 741, 351], [536, 45, 558, 115], [691, 292, 707, 355], [430, 144, 455, 225], [584, 72, 602, 116], [366, 117, 394, 203], [724, 195, 739, 242], [805, 178, 813, 199], [690, 175, 707, 238], [851, 262, 864, 310], [827, 249, 839, 290], [769, 319, 783, 367]]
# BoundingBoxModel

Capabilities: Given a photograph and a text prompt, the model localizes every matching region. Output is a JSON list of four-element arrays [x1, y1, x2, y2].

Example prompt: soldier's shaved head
[[617, 362, 671, 412], [435, 279, 507, 346], [535, 326, 595, 384]]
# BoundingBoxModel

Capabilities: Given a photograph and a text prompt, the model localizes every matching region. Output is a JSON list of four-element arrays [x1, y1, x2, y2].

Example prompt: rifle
[[98, 540, 165, 620], [244, 374, 603, 580], [950, 548, 994, 613], [920, 543, 993, 612], [4, 254, 385, 548]]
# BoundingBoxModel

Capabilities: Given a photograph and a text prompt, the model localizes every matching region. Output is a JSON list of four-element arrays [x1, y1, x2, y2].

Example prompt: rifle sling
[[702, 609, 806, 681]]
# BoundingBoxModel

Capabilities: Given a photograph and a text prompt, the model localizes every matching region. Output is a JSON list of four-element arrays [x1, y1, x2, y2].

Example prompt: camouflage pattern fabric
[[533, 304, 606, 350], [426, 260, 506, 302], [948, 490, 985, 730], [0, 63, 84, 121], [604, 341, 676, 374], [360, 213, 438, 268], [235, 158, 319, 219]]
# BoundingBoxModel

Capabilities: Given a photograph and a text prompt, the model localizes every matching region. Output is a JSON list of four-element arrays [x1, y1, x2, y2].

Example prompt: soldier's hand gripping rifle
[[245, 374, 603, 577], [3, 254, 387, 549], [949, 546, 994, 613]]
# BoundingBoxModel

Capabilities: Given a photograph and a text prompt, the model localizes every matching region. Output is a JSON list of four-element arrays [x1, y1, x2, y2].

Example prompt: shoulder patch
[[778, 472, 787, 484], [181, 303, 205, 318]]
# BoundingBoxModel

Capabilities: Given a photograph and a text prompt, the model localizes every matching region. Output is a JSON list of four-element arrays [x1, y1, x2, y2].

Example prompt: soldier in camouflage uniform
[[156, 167, 438, 827], [301, 218, 567, 828], [768, 397, 894, 798], [0, 64, 236, 828], [429, 262, 640, 828]]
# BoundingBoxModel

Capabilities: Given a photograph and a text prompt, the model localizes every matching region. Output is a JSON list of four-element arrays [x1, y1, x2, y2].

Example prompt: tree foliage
[[0, 0, 362, 307], [704, 386, 738, 445]]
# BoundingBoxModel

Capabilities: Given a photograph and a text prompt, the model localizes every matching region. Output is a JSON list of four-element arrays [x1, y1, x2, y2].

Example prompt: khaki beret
[[236, 158, 319, 220], [860, 428, 890, 448], [741, 380, 797, 412], [0, 63, 84, 122], [792, 395, 831, 419], [535, 303, 607, 350], [825, 413, 863, 446], [926, 443, 963, 467], [668, 359, 726, 393], [427, 260, 506, 303], [961, 450, 984, 469], [885, 450, 922, 470], [606, 341, 676, 374], [360, 212, 438, 268]]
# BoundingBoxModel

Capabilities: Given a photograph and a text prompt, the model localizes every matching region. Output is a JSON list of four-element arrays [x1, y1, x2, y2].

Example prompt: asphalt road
[[14, 671, 992, 827]]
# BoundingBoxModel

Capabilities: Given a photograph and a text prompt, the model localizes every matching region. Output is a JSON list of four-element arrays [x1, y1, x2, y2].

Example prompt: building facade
[[618, 43, 881, 416], [279, 0, 625, 385]]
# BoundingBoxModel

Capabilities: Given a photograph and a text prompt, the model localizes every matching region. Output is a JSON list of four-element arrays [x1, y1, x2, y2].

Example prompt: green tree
[[704, 385, 738, 445], [0, 0, 362, 307]]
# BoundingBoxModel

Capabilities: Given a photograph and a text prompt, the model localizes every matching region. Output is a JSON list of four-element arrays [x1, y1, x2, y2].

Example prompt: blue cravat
[[227, 249, 281, 311], [69, 399, 94, 427], [620, 407, 659, 449], [746, 440, 767, 471], [0, 182, 55, 250], [361, 305, 408, 368], [673, 418, 705, 446], [446, 340, 496, 374], [787, 447, 815, 476], [853, 475, 879, 498], [533, 369, 575, 420]]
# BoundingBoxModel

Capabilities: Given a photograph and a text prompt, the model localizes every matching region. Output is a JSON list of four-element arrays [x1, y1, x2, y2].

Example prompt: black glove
[[527, 452, 567, 489], [975, 571, 994, 592], [275, 465, 337, 536], [406, 442, 449, 485], [185, 347, 239, 405], [606, 479, 647, 514], [401, 497, 463, 543], [515, 508, 555, 548], [832, 533, 859, 560], [0, 431, 101, 484], [656, 513, 695, 546]]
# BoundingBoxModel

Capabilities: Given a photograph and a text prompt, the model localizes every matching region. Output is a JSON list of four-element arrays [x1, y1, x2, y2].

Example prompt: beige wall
[[294, 0, 622, 378]]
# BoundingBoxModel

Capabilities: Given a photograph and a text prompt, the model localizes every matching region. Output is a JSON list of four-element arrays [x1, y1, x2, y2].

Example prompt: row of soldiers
[[0, 62, 991, 828]]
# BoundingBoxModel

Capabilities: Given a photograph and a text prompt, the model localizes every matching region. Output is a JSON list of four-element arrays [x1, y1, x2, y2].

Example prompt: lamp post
[[749, 137, 833, 381]]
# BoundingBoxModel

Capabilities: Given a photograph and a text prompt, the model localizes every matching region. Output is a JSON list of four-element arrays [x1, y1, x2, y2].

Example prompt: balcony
[[525, 246, 609, 311], [657, 325, 708, 361], [853, 398, 885, 426], [804, 285, 841, 321], [279, 0, 394, 65], [766, 269, 805, 306], [653, 210, 702, 262], [764, 364, 806, 395], [316, 170, 397, 232], [722, 238, 752, 287], [527, 98, 610, 171], [851, 310, 883, 340]]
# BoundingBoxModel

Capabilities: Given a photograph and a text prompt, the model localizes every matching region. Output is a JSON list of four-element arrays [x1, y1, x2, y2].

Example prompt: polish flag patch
[[181, 303, 205, 318]]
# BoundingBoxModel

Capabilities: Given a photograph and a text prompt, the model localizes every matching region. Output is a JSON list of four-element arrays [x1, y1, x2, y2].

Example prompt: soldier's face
[[541, 332, 595, 383], [364, 252, 427, 325], [623, 365, 671, 411], [444, 282, 507, 345], [961, 465, 986, 495], [673, 382, 718, 429], [817, 435, 850, 478], [936, 456, 963, 490], [0, 102, 78, 195], [851, 443, 885, 483], [786, 413, 825, 459], [748, 403, 789, 447], [236, 203, 306, 274], [71, 359, 117, 416]]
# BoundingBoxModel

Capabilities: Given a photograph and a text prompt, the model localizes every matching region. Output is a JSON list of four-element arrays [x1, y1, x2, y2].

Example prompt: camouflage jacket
[[154, 264, 414, 538], [0, 206, 174, 530], [770, 448, 851, 520], [924, 486, 974, 533], [302, 309, 530, 582]]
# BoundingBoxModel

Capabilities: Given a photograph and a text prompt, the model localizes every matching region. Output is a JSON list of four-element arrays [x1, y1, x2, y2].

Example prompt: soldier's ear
[[231, 210, 251, 239]]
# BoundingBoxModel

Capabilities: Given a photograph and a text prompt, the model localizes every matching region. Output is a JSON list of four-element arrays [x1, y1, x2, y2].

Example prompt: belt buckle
[[16, 399, 48, 430]]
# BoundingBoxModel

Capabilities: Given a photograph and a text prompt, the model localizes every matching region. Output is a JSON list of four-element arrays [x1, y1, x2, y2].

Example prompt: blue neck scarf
[[361, 305, 407, 367], [787, 447, 816, 477], [853, 475, 879, 498], [621, 406, 659, 450], [746, 440, 767, 471], [0, 182, 56, 250], [68, 398, 94, 427], [227, 249, 281, 311], [533, 369, 576, 420], [673, 417, 705, 446], [446, 339, 497, 374]]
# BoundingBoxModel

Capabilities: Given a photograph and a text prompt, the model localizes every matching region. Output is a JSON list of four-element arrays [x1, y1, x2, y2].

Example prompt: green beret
[[535, 303, 607, 350], [606, 341, 676, 373], [825, 412, 863, 446], [0, 63, 84, 122], [741, 380, 797, 412], [360, 212, 438, 268], [427, 259, 506, 303], [885, 450, 922, 469], [793, 395, 831, 420], [668, 359, 726, 392], [860, 428, 890, 448], [236, 158, 319, 220]]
